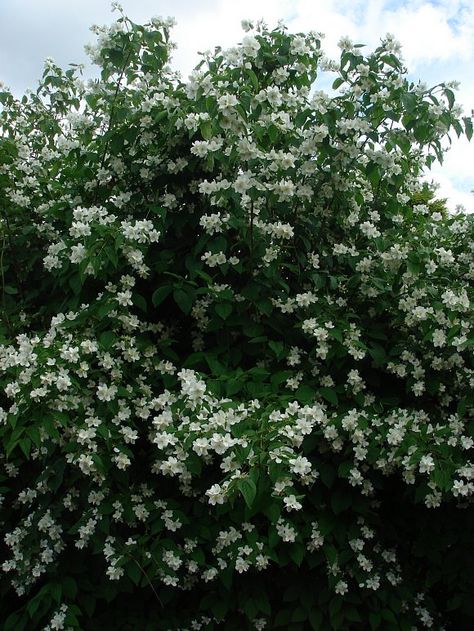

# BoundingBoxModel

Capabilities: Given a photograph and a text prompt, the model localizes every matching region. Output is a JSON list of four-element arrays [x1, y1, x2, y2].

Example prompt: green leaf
[[97, 301, 114, 318], [132, 293, 147, 312], [4, 613, 23, 631], [414, 124, 431, 143], [296, 385, 316, 402], [249, 336, 268, 344], [345, 607, 362, 623], [291, 607, 307, 623], [329, 598, 342, 619], [19, 438, 31, 457], [215, 302, 232, 319], [274, 609, 291, 627], [269, 340, 284, 359], [173, 288, 193, 314], [68, 273, 82, 295], [271, 371, 291, 390], [127, 561, 142, 585], [152, 285, 172, 306], [104, 245, 118, 268], [226, 379, 243, 396], [381, 609, 398, 624], [154, 110, 167, 124], [369, 612, 382, 630], [319, 463, 336, 489], [463, 116, 473, 141], [330, 489, 352, 515], [257, 298, 273, 316], [185, 255, 201, 276], [366, 162, 380, 186], [237, 477, 257, 509], [205, 354, 226, 375], [51, 582, 62, 603], [99, 330, 116, 350], [381, 54, 401, 69], [444, 87, 455, 109], [246, 68, 259, 92], [337, 461, 352, 478], [27, 595, 42, 618], [324, 544, 338, 565], [407, 258, 421, 275], [254, 590, 271, 615], [268, 124, 279, 144], [309, 610, 323, 630], [62, 576, 78, 599], [368, 343, 386, 366], [329, 328, 342, 343], [320, 388, 338, 405], [263, 501, 280, 522], [200, 121, 213, 140], [289, 543, 304, 567], [26, 426, 41, 448]]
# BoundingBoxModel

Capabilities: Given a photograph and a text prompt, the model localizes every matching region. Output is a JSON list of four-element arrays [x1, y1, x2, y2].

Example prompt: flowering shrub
[[1, 8, 473, 630]]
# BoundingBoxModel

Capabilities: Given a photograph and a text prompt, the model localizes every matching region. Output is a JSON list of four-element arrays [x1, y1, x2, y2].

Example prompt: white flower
[[202, 567, 218, 581], [452, 480, 468, 497], [55, 373, 72, 391], [270, 221, 294, 239], [199, 212, 228, 235], [193, 437, 210, 456], [77, 454, 95, 475], [106, 564, 124, 580], [441, 288, 470, 311], [70, 243, 87, 263], [432, 329, 446, 347], [97, 383, 118, 402], [289, 455, 312, 476], [201, 251, 227, 267], [338, 35, 354, 50], [386, 427, 405, 446], [283, 495, 302, 511], [276, 518, 296, 542], [218, 94, 239, 111], [242, 35, 260, 58], [206, 483, 226, 505], [160, 456, 184, 476], [235, 557, 250, 573], [114, 451, 131, 470], [290, 35, 310, 56], [154, 432, 177, 449], [116, 290, 133, 306], [191, 140, 210, 157], [419, 454, 435, 474], [360, 221, 381, 239], [233, 172, 253, 194], [335, 580, 348, 595], [273, 179, 295, 202]]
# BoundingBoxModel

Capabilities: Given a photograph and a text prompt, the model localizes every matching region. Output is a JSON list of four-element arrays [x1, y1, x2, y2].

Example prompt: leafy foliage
[[0, 9, 473, 630]]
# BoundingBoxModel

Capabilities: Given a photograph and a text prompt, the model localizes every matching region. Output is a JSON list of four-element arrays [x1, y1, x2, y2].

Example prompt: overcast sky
[[1, 0, 473, 211]]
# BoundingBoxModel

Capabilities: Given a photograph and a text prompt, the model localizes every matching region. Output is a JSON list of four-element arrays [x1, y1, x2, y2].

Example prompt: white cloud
[[284, 0, 474, 67], [424, 169, 474, 213], [379, 2, 474, 67]]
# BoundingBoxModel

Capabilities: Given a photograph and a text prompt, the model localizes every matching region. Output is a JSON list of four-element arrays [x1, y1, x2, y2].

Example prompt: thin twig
[[126, 552, 164, 608]]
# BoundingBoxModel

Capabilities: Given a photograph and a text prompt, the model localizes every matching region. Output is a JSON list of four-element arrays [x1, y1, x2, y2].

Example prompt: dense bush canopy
[[0, 8, 473, 630]]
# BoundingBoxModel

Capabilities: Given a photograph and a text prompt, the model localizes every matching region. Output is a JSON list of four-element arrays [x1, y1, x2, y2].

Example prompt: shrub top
[[0, 10, 473, 631]]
